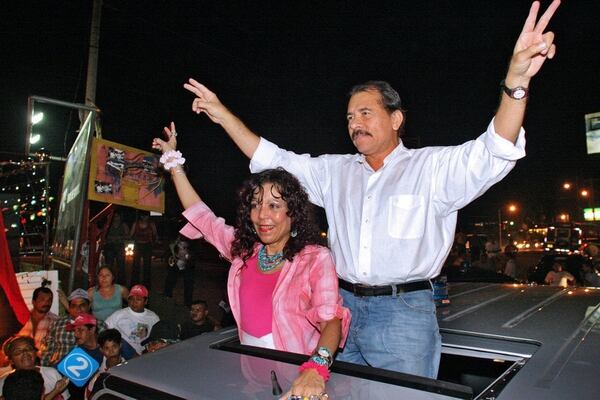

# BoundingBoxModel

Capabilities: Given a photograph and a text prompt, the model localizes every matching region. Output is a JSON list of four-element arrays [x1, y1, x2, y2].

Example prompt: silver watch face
[[318, 348, 331, 358], [513, 88, 526, 99]]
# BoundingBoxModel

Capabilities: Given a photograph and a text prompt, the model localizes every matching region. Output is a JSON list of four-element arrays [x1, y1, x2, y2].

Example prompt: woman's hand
[[280, 368, 326, 400], [152, 121, 178, 154]]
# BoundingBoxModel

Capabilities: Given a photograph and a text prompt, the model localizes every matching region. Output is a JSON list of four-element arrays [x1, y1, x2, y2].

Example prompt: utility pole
[[83, 0, 102, 131]]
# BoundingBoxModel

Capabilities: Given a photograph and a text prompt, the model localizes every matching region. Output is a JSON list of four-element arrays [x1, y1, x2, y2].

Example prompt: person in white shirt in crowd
[[104, 285, 159, 355], [0, 336, 69, 400], [485, 239, 502, 272], [544, 262, 575, 288], [178, 0, 561, 378]]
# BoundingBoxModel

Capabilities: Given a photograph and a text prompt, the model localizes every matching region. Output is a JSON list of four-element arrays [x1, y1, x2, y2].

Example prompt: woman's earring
[[290, 230, 298, 238]]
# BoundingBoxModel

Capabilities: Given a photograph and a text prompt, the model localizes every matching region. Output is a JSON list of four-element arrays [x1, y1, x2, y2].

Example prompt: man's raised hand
[[183, 78, 229, 124], [508, 0, 560, 82]]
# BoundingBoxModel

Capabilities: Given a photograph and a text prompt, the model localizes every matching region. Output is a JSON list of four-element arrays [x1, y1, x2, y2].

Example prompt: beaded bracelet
[[160, 150, 185, 171], [308, 355, 329, 367], [299, 360, 330, 382]]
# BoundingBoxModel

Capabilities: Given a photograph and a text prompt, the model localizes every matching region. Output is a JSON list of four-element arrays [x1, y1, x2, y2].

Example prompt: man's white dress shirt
[[250, 119, 525, 285]]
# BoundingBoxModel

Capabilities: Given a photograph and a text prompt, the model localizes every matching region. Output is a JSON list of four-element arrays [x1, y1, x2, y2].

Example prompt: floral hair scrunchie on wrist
[[160, 150, 185, 171]]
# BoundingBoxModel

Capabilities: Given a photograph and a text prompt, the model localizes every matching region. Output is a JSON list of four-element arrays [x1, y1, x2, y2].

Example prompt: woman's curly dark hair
[[231, 168, 322, 262]]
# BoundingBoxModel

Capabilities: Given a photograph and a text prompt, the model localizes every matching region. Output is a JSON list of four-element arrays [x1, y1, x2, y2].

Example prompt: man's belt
[[338, 278, 432, 297]]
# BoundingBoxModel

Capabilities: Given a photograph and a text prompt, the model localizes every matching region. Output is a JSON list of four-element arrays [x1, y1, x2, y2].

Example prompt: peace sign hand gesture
[[152, 122, 178, 154], [508, 0, 560, 83], [183, 78, 230, 124]]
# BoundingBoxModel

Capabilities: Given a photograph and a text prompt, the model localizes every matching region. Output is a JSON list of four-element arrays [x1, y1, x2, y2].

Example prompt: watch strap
[[500, 80, 529, 100]]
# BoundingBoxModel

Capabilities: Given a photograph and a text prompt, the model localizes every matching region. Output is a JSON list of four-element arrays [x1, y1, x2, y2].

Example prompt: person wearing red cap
[[104, 285, 159, 354], [68, 313, 103, 365], [65, 314, 133, 400]]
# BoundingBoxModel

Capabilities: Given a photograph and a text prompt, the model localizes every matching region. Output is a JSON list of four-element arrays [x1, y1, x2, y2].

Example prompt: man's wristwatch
[[500, 80, 528, 100], [500, 80, 529, 100]]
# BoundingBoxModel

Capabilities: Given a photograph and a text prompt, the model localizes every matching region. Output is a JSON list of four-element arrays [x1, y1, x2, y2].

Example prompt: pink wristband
[[299, 361, 330, 382]]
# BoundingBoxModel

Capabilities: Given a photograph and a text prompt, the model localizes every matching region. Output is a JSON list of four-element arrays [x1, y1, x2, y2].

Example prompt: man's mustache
[[351, 129, 372, 141]]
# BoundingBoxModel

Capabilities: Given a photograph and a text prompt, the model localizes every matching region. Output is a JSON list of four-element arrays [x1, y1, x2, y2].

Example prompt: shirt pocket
[[387, 195, 425, 239]]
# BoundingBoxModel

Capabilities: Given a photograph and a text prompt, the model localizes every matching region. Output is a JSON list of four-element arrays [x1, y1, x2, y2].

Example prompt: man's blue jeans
[[336, 287, 442, 379]]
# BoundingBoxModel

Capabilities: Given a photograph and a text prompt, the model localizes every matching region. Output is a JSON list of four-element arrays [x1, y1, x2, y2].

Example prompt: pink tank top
[[239, 254, 281, 337]]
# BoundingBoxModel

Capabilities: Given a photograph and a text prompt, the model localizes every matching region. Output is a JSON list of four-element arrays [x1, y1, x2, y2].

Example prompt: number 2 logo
[[67, 356, 89, 378]]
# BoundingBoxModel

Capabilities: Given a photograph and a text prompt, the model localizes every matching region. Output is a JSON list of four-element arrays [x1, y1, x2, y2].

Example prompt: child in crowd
[[85, 329, 125, 399]]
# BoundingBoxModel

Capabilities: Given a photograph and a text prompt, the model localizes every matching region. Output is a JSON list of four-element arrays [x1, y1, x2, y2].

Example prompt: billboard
[[87, 138, 164, 213], [585, 112, 600, 155], [51, 113, 94, 264]]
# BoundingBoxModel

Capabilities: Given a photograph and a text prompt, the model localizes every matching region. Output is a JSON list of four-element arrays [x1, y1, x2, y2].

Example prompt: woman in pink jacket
[[153, 123, 349, 400]]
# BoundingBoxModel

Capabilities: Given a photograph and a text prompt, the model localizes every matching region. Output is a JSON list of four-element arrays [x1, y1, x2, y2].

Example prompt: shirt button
[[365, 219, 369, 223], [362, 272, 367, 276]]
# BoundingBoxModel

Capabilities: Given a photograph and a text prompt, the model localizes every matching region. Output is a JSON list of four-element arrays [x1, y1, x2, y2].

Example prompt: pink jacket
[[180, 201, 350, 355]]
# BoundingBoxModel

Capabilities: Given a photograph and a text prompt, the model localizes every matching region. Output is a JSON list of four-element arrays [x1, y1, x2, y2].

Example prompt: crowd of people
[[2, 2, 564, 399], [0, 281, 220, 399]]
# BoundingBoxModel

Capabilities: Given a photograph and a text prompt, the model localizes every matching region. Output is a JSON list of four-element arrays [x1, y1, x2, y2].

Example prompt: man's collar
[[355, 141, 406, 166]]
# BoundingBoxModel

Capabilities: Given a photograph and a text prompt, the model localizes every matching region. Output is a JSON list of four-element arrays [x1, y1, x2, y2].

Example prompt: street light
[[498, 203, 518, 249], [559, 213, 568, 222], [32, 112, 44, 125], [27, 112, 44, 153]]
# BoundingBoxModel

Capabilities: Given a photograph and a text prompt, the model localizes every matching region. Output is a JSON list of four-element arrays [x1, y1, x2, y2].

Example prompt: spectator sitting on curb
[[0, 336, 69, 400], [41, 289, 106, 367], [104, 285, 159, 355], [180, 300, 218, 340], [85, 329, 127, 399], [16, 287, 58, 359]]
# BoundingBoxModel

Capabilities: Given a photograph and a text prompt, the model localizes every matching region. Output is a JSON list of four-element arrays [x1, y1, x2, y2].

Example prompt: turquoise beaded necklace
[[258, 245, 285, 272]]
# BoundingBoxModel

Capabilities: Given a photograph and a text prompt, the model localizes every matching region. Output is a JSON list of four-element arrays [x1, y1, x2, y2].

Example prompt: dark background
[[2, 0, 599, 228]]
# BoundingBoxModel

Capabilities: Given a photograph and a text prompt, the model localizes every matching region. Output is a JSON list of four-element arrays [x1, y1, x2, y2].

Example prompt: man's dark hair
[[2, 369, 45, 400], [231, 168, 322, 263], [32, 286, 52, 301], [98, 328, 122, 346], [191, 299, 208, 308], [349, 80, 407, 137]]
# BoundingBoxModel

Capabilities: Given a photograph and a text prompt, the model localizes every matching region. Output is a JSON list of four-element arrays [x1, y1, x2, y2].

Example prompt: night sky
[[2, 0, 599, 228]]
